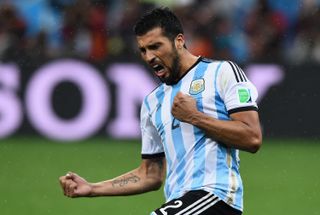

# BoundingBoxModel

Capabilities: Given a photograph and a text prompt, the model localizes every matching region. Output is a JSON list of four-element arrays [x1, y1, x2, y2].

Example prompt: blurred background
[[0, 0, 319, 214]]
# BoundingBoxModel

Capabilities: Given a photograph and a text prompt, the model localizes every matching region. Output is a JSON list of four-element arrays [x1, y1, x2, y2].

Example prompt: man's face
[[136, 27, 181, 85]]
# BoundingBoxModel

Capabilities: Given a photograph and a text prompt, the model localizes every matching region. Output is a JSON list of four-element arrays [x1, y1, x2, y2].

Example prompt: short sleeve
[[140, 98, 165, 159], [218, 61, 258, 114]]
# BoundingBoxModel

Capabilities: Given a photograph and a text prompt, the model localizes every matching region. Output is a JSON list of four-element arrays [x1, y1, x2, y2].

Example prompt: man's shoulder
[[199, 57, 228, 68], [200, 57, 228, 64], [200, 57, 215, 64], [143, 83, 165, 103]]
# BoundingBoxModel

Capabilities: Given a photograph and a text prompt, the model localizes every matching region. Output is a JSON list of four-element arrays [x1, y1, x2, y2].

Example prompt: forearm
[[190, 111, 261, 153], [89, 168, 162, 197]]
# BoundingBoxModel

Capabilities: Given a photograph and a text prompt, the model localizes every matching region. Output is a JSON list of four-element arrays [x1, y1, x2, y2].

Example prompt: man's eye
[[149, 44, 160, 50], [140, 48, 146, 54]]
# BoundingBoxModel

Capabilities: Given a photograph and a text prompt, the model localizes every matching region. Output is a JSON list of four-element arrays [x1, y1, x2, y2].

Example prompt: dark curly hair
[[133, 7, 184, 41]]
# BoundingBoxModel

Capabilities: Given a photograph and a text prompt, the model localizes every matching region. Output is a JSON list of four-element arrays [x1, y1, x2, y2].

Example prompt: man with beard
[[59, 7, 262, 215]]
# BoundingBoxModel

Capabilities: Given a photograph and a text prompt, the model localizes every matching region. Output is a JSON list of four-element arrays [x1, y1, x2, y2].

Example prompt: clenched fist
[[59, 172, 92, 198], [171, 92, 199, 123]]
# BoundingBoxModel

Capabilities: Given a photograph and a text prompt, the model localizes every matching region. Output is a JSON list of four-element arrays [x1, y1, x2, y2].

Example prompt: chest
[[150, 78, 218, 135]]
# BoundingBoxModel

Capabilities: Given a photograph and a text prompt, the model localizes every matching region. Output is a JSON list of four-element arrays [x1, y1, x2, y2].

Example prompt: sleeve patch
[[237, 88, 252, 103]]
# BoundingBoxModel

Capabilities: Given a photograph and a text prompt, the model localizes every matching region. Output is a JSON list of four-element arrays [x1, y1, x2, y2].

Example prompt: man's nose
[[145, 50, 156, 63]]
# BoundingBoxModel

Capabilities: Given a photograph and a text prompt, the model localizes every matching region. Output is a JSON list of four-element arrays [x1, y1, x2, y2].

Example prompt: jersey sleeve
[[140, 98, 165, 159], [217, 61, 258, 114]]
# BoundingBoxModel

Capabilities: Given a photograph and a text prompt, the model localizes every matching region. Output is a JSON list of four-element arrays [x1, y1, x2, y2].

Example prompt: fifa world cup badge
[[189, 78, 205, 95], [237, 88, 252, 103]]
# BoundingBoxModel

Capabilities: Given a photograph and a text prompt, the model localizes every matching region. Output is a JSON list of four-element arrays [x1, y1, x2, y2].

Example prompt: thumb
[[174, 92, 184, 101], [176, 92, 191, 99], [176, 91, 185, 97], [66, 172, 85, 183]]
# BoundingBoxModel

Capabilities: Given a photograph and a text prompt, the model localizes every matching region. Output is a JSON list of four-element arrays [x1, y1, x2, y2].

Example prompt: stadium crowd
[[0, 0, 320, 64]]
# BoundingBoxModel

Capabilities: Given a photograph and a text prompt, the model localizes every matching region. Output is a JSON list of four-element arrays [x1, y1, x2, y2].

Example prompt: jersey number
[[160, 200, 183, 215]]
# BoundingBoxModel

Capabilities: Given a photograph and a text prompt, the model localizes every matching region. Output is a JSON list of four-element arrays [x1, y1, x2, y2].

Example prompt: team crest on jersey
[[237, 88, 252, 103], [189, 78, 205, 95]]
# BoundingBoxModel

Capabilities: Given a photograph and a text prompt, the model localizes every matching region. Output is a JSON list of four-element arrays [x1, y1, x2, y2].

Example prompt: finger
[[65, 180, 77, 197], [171, 106, 178, 117], [67, 172, 87, 185], [173, 94, 181, 105], [59, 176, 65, 187], [177, 91, 189, 99], [66, 172, 82, 182], [59, 176, 68, 195], [64, 180, 72, 196], [67, 182, 78, 197], [174, 92, 182, 101], [171, 103, 177, 113], [60, 173, 75, 195], [176, 91, 184, 96], [65, 171, 75, 179]]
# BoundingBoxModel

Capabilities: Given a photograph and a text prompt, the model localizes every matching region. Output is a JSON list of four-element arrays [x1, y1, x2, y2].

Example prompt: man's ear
[[175, 33, 185, 49]]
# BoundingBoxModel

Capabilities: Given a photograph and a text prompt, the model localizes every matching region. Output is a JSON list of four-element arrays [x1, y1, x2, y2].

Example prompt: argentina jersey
[[140, 57, 258, 212]]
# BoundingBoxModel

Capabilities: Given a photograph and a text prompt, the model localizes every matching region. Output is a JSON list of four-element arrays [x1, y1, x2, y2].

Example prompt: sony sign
[[0, 59, 284, 141]]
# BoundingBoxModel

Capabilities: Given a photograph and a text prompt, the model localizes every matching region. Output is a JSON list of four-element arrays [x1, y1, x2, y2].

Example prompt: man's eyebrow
[[148, 42, 161, 47], [146, 42, 162, 50], [138, 42, 162, 52]]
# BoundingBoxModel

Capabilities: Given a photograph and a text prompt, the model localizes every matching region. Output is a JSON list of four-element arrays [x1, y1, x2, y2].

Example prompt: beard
[[159, 48, 181, 85]]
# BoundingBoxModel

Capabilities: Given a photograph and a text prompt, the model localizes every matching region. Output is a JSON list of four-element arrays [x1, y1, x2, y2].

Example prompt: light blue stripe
[[215, 97, 229, 120], [213, 62, 231, 198], [154, 84, 171, 199], [191, 61, 208, 188], [144, 97, 151, 112], [170, 81, 187, 195], [155, 85, 166, 140]]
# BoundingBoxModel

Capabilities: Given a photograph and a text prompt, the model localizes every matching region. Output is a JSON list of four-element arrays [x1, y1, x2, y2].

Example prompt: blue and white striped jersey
[[140, 57, 258, 212]]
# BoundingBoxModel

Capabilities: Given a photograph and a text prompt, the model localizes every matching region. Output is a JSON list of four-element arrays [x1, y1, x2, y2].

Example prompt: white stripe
[[193, 198, 220, 215], [174, 193, 212, 215], [226, 151, 238, 205], [179, 70, 196, 192], [182, 196, 218, 215], [179, 122, 196, 191]]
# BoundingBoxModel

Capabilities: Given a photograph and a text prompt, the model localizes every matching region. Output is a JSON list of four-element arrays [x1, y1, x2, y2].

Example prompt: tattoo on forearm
[[112, 173, 141, 187]]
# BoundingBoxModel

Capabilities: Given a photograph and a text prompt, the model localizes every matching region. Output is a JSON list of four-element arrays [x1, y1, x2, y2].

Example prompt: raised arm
[[189, 106, 261, 153], [59, 156, 166, 198], [172, 92, 262, 153]]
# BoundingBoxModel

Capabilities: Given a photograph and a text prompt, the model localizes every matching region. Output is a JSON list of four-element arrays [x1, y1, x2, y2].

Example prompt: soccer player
[[59, 7, 262, 215]]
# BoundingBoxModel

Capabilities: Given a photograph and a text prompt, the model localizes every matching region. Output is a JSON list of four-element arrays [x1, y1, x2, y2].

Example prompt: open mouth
[[152, 64, 166, 76]]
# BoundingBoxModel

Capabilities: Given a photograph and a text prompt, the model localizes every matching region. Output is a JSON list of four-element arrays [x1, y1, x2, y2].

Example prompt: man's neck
[[179, 52, 200, 77]]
